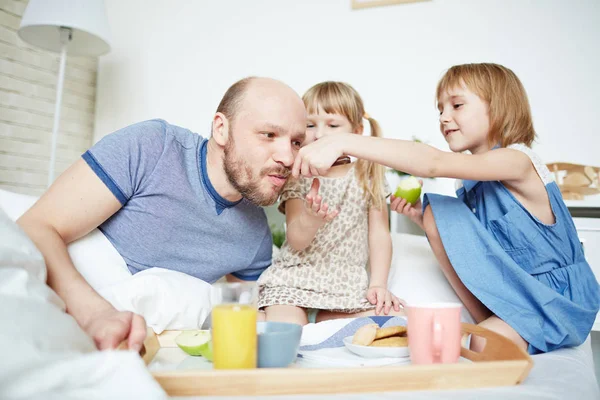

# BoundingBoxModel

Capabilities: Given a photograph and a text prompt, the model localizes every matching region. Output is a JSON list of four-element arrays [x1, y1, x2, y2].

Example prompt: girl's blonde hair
[[436, 63, 536, 147], [303, 81, 386, 210]]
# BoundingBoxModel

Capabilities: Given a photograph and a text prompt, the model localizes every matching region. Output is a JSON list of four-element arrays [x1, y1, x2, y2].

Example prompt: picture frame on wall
[[352, 0, 431, 10]]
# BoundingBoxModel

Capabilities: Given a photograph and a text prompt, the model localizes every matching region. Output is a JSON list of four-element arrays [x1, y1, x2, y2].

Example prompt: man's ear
[[212, 112, 230, 147]]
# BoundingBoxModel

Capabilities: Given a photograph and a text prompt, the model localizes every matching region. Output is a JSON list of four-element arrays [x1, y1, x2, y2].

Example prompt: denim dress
[[423, 144, 600, 354]]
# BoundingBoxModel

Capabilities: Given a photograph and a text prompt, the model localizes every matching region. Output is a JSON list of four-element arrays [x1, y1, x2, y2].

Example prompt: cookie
[[375, 326, 407, 340], [370, 336, 408, 347], [352, 324, 378, 346]]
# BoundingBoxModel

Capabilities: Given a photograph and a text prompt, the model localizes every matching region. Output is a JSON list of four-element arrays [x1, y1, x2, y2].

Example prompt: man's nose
[[273, 141, 294, 167]]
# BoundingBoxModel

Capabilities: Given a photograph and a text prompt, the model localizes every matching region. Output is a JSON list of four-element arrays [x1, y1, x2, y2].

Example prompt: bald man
[[17, 77, 307, 351]]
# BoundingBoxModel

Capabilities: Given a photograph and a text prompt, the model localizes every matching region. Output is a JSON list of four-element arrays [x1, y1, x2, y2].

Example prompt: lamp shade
[[18, 0, 111, 56]]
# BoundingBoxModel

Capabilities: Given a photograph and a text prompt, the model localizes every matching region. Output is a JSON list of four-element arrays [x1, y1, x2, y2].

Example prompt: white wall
[[95, 0, 600, 197]]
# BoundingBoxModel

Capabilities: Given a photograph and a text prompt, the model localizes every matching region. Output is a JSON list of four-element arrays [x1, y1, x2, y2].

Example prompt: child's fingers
[[397, 199, 410, 214], [292, 152, 302, 177], [301, 159, 312, 177], [310, 165, 320, 178], [324, 209, 339, 222], [308, 178, 320, 197], [384, 292, 392, 315], [305, 195, 314, 210], [390, 197, 403, 212], [317, 203, 329, 218], [367, 290, 377, 305], [375, 292, 384, 315], [313, 195, 323, 213], [391, 295, 401, 312]]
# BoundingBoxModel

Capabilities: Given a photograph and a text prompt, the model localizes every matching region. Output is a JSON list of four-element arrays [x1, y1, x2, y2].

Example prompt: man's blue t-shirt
[[82, 119, 272, 283]]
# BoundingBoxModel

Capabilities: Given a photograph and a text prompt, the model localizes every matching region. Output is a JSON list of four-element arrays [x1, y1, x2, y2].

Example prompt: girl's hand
[[367, 286, 406, 315], [390, 179, 424, 230], [303, 178, 339, 223], [292, 134, 348, 177]]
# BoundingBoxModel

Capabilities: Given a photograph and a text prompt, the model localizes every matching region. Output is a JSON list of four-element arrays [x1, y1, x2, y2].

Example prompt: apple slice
[[175, 330, 213, 360], [394, 176, 422, 205]]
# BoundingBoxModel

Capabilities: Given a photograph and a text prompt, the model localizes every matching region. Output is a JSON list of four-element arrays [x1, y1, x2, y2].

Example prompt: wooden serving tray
[[138, 323, 533, 397]]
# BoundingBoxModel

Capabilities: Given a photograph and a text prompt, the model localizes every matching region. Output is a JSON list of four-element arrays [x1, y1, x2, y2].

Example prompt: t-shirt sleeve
[[277, 176, 311, 214], [82, 119, 167, 205], [231, 229, 273, 281]]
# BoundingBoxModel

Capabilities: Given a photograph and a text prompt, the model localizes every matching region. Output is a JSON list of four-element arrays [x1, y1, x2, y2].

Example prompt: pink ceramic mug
[[406, 302, 462, 364]]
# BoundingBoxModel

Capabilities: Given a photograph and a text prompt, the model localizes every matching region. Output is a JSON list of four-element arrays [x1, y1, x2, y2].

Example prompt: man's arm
[[17, 159, 147, 351]]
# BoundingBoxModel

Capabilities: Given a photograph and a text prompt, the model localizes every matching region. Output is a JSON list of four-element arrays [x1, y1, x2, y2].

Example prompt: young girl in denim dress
[[291, 63, 600, 354]]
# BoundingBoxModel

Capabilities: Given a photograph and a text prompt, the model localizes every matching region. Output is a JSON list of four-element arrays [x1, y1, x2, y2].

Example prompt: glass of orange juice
[[211, 282, 258, 369]]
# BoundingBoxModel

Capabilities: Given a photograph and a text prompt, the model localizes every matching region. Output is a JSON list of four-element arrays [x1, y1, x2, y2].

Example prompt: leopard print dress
[[258, 164, 380, 313]]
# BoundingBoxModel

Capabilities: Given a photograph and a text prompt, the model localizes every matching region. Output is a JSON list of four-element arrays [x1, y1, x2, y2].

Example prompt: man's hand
[[366, 286, 405, 315], [303, 178, 339, 223], [83, 308, 147, 352]]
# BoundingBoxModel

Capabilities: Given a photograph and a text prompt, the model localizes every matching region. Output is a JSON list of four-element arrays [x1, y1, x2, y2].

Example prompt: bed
[[0, 188, 598, 399]]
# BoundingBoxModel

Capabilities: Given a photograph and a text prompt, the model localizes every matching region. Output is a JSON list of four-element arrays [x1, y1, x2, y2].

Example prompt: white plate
[[343, 336, 410, 359]]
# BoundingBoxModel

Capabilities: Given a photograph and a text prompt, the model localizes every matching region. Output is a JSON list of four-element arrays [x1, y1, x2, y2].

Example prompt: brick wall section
[[0, 0, 98, 195]]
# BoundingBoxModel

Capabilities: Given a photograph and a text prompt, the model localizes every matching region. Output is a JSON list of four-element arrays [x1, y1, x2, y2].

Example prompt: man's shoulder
[[110, 119, 204, 144], [165, 121, 205, 149]]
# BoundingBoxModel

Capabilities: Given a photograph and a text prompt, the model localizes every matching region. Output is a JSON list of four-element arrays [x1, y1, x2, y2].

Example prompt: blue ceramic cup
[[257, 321, 302, 368]]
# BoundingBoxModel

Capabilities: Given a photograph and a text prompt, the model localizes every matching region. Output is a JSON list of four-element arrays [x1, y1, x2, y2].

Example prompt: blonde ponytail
[[356, 115, 386, 210]]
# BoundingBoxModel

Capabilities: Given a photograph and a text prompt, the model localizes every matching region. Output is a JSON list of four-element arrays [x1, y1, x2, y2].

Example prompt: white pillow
[[387, 232, 474, 323], [99, 268, 213, 333], [0, 188, 213, 333], [0, 188, 37, 221], [0, 188, 131, 291]]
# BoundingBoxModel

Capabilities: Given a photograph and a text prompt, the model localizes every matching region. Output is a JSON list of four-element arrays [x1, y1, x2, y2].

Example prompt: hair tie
[[363, 112, 371, 120]]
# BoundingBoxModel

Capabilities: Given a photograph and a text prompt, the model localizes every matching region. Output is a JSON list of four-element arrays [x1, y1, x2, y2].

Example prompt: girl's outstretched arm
[[365, 204, 402, 315], [292, 134, 532, 183]]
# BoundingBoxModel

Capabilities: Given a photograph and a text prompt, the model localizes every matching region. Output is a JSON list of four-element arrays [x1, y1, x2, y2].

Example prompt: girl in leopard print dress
[[257, 81, 405, 325]]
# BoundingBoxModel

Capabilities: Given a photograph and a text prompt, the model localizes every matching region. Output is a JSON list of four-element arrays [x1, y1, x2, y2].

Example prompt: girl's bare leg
[[423, 206, 528, 352], [476, 315, 528, 352], [263, 305, 308, 325], [316, 308, 405, 323], [422, 205, 492, 323]]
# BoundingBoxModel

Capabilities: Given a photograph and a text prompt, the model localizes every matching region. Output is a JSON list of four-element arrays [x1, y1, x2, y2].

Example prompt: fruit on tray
[[394, 176, 422, 205], [175, 330, 213, 360]]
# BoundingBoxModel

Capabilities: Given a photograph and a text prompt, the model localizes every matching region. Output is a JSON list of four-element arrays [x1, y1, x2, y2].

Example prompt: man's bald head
[[216, 77, 302, 127], [211, 76, 306, 207]]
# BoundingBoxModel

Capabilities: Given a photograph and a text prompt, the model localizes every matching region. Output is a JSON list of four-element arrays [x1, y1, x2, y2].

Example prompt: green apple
[[175, 330, 213, 361], [394, 176, 422, 205]]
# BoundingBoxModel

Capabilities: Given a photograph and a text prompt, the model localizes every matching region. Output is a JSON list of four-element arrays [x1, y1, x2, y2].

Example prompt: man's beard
[[223, 137, 289, 206]]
